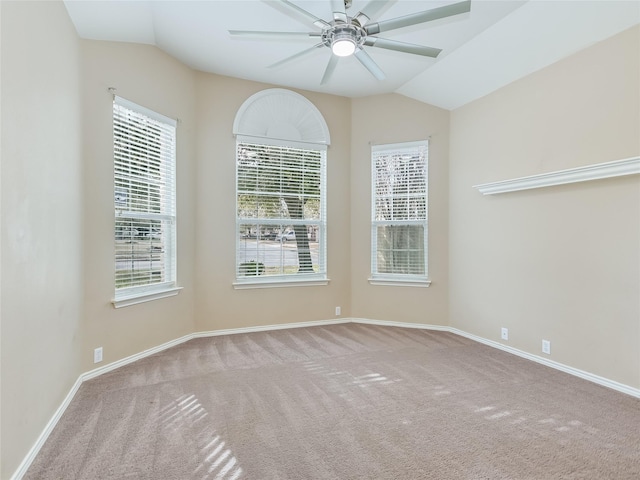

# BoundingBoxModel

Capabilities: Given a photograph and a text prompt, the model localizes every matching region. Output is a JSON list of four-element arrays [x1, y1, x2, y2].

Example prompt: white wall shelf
[[473, 156, 640, 195]]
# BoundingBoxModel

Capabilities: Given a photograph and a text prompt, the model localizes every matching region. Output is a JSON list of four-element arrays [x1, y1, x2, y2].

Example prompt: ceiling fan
[[229, 0, 471, 84]]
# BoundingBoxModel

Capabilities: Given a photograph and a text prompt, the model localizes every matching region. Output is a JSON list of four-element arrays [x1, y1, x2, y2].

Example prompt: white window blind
[[113, 97, 177, 299], [236, 141, 326, 283], [371, 140, 428, 282]]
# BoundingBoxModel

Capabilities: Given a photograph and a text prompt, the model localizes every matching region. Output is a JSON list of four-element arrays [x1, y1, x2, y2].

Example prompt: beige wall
[[449, 26, 640, 388], [81, 41, 197, 372], [2, 3, 639, 477], [1, 2, 84, 477], [350, 94, 450, 325], [193, 74, 352, 330]]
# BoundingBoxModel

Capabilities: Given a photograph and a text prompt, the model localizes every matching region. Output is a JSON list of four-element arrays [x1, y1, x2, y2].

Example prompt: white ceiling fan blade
[[365, 0, 471, 35], [364, 37, 442, 58], [269, 43, 325, 68], [229, 30, 321, 40], [320, 55, 340, 85], [277, 0, 331, 29], [353, 0, 394, 26], [330, 0, 348, 23], [354, 48, 385, 81]]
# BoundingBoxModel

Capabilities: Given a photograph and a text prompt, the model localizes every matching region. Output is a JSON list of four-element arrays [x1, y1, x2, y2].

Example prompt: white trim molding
[[368, 278, 432, 287], [350, 317, 449, 331], [448, 328, 640, 398], [10, 318, 349, 479], [112, 286, 183, 308], [9, 377, 84, 480], [194, 318, 350, 337], [233, 88, 330, 145], [233, 278, 330, 290], [473, 156, 640, 195], [82, 331, 195, 381], [12, 317, 640, 480], [350, 319, 640, 398]]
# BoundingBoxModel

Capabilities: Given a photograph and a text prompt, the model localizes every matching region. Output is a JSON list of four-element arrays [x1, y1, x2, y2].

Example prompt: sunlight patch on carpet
[[161, 393, 243, 479]]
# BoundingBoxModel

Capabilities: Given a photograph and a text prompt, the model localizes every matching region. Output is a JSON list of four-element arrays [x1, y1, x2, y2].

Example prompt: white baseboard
[[10, 376, 84, 480], [193, 318, 352, 339], [448, 327, 640, 399], [11, 317, 640, 479], [11, 318, 349, 480], [82, 333, 197, 381], [350, 319, 640, 399], [350, 317, 450, 331], [83, 319, 352, 382]]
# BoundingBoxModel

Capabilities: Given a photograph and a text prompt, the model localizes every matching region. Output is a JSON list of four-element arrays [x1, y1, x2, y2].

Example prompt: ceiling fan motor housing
[[322, 22, 366, 55]]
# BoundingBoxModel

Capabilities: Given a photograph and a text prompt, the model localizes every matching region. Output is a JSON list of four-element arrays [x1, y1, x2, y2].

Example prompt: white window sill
[[368, 277, 432, 287], [112, 286, 183, 308], [233, 278, 330, 290]]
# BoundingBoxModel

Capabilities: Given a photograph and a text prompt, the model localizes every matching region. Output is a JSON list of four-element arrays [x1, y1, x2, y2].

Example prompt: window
[[371, 140, 429, 286], [236, 140, 326, 286], [113, 96, 178, 305], [232, 88, 330, 288]]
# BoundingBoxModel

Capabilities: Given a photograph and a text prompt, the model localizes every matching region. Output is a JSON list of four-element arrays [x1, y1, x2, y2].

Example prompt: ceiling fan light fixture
[[234, 0, 472, 83], [331, 32, 356, 57]]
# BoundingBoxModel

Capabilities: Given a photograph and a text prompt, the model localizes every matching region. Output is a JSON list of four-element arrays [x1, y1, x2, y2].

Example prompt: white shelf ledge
[[473, 156, 640, 195]]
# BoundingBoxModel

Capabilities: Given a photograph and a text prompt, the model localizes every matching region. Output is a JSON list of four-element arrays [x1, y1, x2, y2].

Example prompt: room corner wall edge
[[10, 317, 640, 480]]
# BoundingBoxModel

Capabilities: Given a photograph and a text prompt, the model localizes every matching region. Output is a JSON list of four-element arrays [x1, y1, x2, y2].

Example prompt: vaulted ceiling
[[64, 0, 639, 110]]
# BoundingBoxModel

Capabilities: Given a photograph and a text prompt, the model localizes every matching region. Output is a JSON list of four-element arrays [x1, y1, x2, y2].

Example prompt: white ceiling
[[63, 0, 639, 110]]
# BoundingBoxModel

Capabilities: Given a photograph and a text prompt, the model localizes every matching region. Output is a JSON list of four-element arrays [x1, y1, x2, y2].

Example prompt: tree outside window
[[236, 142, 326, 281], [371, 141, 428, 282]]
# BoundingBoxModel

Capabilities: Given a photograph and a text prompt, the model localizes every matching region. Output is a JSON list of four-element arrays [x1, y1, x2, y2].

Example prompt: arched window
[[233, 89, 330, 287]]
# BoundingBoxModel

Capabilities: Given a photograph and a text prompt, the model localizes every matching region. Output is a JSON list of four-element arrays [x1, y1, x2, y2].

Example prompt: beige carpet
[[25, 324, 640, 479]]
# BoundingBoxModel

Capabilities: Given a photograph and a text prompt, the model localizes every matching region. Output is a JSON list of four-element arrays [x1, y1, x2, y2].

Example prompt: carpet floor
[[25, 323, 640, 479]]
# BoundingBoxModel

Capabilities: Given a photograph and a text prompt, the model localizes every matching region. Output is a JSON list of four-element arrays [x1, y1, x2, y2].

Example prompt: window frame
[[370, 140, 431, 287], [234, 135, 328, 289], [112, 96, 181, 307]]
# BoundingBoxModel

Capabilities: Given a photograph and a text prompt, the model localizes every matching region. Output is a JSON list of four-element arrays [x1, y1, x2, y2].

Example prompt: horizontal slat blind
[[114, 98, 177, 295], [236, 142, 326, 280], [371, 141, 428, 279]]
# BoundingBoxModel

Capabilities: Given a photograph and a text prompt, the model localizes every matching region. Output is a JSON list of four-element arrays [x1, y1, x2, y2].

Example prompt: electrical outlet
[[542, 340, 551, 355], [335, 306, 341, 316], [94, 347, 103, 364], [501, 328, 508, 341]]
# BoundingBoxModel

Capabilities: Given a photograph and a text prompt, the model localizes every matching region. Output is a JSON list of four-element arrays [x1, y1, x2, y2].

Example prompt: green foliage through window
[[236, 142, 326, 280]]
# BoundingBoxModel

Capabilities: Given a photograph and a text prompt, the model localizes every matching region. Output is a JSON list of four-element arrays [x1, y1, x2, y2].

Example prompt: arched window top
[[233, 88, 330, 146]]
